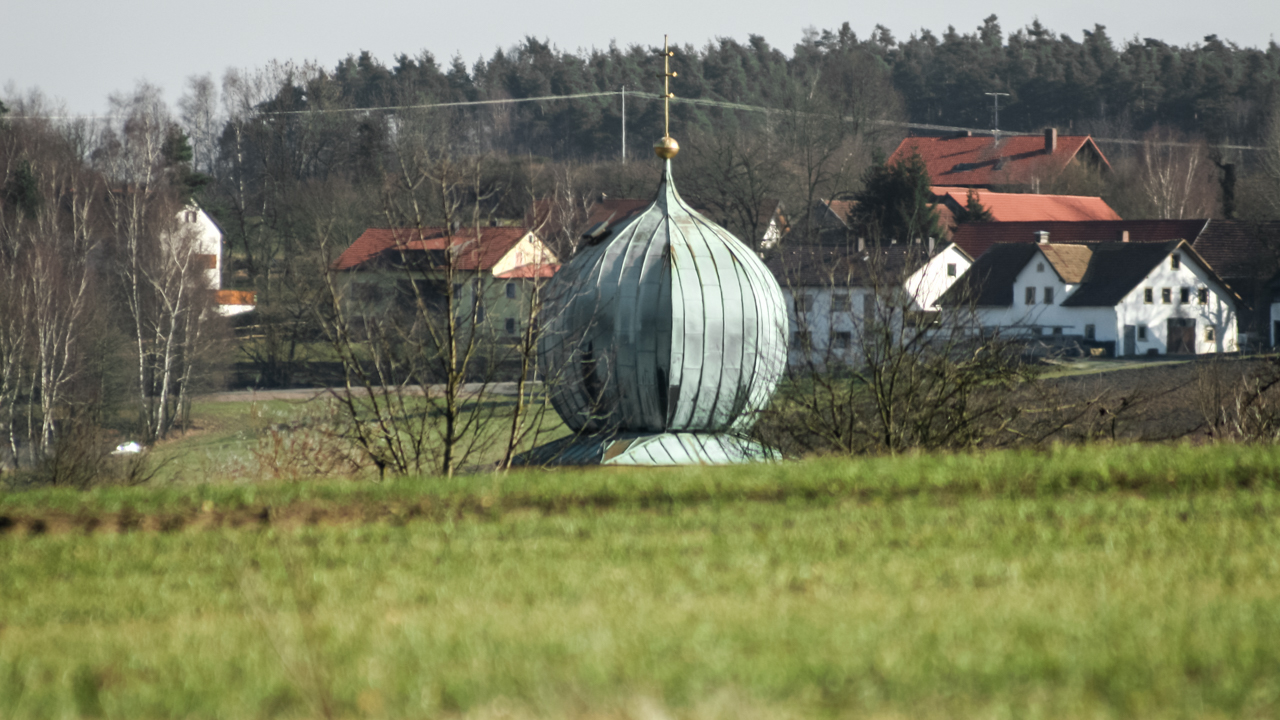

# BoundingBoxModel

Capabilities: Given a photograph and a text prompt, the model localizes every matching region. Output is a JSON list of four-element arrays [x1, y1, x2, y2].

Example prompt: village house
[[173, 202, 255, 316], [940, 238, 1237, 356], [949, 219, 1280, 346], [765, 241, 973, 366], [888, 128, 1111, 192], [330, 225, 558, 338]]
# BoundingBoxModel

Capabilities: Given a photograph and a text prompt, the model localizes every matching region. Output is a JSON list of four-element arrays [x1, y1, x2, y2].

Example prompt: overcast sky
[[3, 0, 1277, 115]]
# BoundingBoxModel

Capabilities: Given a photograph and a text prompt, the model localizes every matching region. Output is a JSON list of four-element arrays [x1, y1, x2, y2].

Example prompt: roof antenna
[[985, 92, 1010, 137]]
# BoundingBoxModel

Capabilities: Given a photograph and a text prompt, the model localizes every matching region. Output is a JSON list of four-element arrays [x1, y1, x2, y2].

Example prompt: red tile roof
[[889, 134, 1111, 188], [213, 289, 256, 306], [933, 188, 1121, 224], [332, 227, 530, 272], [950, 220, 1208, 259]]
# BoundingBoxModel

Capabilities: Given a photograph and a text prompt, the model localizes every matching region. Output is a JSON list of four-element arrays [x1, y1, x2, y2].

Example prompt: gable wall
[[906, 245, 971, 310], [490, 233, 557, 276], [1115, 251, 1237, 355]]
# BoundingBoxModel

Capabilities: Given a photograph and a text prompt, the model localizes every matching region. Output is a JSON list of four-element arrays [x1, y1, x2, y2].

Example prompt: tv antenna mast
[[985, 92, 1010, 134]]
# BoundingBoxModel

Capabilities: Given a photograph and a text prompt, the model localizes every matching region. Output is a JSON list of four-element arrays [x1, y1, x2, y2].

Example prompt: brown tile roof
[[1191, 220, 1280, 282], [1037, 244, 1094, 283], [580, 198, 652, 235], [1058, 241, 1186, 307], [949, 220, 1208, 259], [331, 227, 529, 272], [944, 240, 1232, 309], [933, 187, 1121, 224], [889, 134, 1111, 188]]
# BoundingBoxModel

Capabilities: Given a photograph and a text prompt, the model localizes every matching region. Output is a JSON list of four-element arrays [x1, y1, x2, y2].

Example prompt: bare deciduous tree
[[98, 83, 216, 442], [1138, 126, 1219, 219]]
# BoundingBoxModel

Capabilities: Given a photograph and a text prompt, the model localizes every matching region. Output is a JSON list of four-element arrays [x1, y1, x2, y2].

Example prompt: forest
[[3, 15, 1280, 480]]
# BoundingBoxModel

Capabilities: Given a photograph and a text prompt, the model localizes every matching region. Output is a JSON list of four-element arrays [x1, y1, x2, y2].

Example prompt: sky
[[3, 0, 1278, 116]]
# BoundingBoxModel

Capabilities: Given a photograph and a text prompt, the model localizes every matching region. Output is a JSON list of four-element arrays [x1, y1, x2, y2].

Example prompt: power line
[[10, 89, 1264, 151]]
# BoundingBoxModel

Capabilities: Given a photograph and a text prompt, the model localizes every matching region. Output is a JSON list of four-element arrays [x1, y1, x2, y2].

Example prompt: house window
[[793, 294, 811, 314], [1025, 286, 1036, 305], [1084, 324, 1096, 340], [506, 282, 517, 298], [947, 263, 957, 277], [196, 254, 217, 270], [1034, 326, 1044, 336], [1052, 327, 1063, 336], [832, 293, 851, 312], [453, 283, 463, 301], [1144, 288, 1154, 304], [1138, 325, 1148, 341], [1043, 287, 1055, 304], [1198, 288, 1209, 304], [792, 330, 812, 350], [1162, 288, 1172, 304], [1180, 287, 1190, 303], [1036, 262, 1045, 273], [831, 331, 852, 349], [1205, 327, 1216, 342], [185, 210, 197, 223], [505, 318, 517, 334], [1171, 254, 1181, 270]]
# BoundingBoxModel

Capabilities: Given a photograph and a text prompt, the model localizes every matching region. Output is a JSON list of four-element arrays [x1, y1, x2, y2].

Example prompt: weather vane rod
[[654, 35, 680, 159]]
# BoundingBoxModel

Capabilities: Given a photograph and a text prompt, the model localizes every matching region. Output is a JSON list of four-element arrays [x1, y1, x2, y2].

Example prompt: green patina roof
[[530, 160, 789, 464]]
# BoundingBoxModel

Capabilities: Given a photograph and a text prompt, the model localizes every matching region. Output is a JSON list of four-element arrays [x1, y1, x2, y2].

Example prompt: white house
[[765, 242, 973, 366], [173, 203, 256, 317], [942, 239, 1237, 356]]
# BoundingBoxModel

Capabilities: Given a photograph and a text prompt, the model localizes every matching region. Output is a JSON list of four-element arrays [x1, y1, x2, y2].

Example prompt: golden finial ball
[[653, 136, 680, 159]]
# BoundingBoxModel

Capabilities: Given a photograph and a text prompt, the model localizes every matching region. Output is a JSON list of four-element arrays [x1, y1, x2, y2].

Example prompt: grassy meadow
[[3, 437, 1280, 718]]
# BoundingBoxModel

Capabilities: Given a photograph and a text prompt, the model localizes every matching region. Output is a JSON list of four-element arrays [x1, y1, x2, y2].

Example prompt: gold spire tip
[[653, 34, 679, 159]]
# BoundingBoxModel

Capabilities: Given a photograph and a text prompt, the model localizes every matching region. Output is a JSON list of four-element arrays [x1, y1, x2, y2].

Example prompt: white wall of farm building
[[976, 246, 1236, 355], [906, 245, 971, 310], [779, 286, 874, 366], [1113, 254, 1236, 354]]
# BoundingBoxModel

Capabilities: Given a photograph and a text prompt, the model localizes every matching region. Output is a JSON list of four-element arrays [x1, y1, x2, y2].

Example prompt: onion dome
[[529, 160, 789, 464]]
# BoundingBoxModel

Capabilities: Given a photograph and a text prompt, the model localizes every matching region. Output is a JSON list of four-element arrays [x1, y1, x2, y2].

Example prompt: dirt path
[[200, 382, 540, 404]]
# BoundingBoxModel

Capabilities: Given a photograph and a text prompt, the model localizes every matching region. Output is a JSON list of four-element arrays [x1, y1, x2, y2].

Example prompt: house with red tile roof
[[331, 225, 559, 338], [931, 187, 1121, 229], [889, 129, 1111, 191]]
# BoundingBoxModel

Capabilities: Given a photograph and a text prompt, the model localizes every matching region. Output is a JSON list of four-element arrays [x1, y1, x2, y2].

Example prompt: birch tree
[[98, 84, 214, 442]]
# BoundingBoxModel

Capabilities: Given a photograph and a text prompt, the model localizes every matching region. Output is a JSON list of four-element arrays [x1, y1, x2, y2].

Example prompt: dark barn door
[[1167, 318, 1196, 355]]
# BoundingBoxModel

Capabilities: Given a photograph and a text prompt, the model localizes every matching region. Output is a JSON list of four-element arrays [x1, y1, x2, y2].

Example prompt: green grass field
[[3, 442, 1280, 719]]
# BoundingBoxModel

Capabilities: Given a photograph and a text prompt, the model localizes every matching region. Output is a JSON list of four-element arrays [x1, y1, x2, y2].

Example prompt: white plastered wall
[[905, 244, 972, 310], [779, 285, 875, 367], [974, 245, 1236, 355], [490, 232, 559, 276], [1114, 250, 1237, 355]]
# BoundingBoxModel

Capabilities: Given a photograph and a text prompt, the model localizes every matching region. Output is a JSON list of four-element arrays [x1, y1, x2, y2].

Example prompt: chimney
[[1120, 230, 1130, 243], [1035, 230, 1050, 244], [1044, 127, 1058, 154]]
